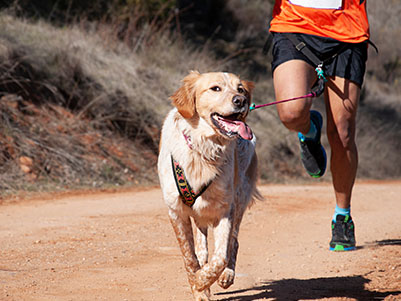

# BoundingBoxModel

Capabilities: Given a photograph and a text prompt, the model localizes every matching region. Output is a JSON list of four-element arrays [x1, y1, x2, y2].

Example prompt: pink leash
[[249, 91, 319, 111], [249, 69, 326, 111]]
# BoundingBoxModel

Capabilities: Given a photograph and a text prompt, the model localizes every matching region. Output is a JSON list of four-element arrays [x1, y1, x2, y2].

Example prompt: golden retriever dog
[[157, 71, 260, 300]]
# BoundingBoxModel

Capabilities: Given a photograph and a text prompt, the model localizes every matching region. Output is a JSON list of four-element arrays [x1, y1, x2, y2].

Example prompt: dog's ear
[[241, 80, 255, 97], [170, 71, 201, 119]]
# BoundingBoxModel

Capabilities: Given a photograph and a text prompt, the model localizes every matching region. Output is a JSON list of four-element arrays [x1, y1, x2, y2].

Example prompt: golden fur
[[157, 71, 260, 300]]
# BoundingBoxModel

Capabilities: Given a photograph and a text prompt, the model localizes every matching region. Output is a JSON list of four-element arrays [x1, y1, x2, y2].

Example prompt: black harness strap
[[284, 33, 323, 67], [368, 40, 379, 54], [262, 32, 274, 55], [283, 33, 329, 97]]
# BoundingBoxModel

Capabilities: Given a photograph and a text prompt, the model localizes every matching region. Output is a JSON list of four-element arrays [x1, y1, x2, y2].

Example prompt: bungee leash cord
[[250, 65, 327, 111]]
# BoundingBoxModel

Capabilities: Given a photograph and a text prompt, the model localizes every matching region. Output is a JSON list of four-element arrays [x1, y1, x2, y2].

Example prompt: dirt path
[[1, 182, 401, 301]]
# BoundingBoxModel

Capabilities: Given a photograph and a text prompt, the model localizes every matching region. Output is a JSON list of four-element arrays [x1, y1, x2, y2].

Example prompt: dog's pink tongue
[[233, 120, 253, 140]]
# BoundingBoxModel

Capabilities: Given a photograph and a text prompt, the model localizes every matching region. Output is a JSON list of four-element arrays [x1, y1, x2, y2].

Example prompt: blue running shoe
[[330, 215, 356, 251], [298, 110, 327, 178]]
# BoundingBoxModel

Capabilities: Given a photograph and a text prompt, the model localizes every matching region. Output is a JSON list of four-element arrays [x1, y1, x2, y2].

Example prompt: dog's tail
[[247, 152, 264, 207], [252, 186, 264, 202], [237, 136, 264, 205]]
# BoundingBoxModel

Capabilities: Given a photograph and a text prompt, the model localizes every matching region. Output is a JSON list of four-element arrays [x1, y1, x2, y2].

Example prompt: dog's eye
[[210, 86, 221, 92], [238, 86, 245, 94]]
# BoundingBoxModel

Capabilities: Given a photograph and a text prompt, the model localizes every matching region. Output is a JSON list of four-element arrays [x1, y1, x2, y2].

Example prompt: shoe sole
[[329, 244, 356, 251]]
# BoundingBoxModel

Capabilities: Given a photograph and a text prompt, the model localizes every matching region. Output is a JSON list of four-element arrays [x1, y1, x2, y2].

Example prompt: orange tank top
[[269, 0, 370, 43]]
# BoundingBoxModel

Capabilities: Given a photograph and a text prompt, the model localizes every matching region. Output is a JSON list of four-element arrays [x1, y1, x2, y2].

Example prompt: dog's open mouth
[[211, 113, 253, 140]]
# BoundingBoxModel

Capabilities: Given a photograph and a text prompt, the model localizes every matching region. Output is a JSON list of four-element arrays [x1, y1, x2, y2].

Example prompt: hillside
[[0, 1, 401, 196]]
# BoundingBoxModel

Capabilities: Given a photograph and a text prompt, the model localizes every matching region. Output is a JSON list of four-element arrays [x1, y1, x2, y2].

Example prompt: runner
[[269, 0, 370, 251]]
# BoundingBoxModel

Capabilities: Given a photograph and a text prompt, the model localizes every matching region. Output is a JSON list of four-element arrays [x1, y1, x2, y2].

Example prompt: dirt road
[[1, 182, 401, 300]]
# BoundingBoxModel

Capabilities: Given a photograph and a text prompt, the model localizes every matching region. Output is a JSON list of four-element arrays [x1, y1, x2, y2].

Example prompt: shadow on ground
[[216, 275, 401, 301], [216, 239, 401, 300], [356, 238, 401, 250], [361, 239, 401, 248]]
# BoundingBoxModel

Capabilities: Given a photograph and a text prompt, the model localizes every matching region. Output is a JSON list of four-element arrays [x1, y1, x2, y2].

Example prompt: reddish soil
[[1, 181, 400, 300]]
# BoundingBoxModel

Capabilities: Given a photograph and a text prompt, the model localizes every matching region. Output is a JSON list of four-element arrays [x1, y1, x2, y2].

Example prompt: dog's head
[[170, 71, 254, 140]]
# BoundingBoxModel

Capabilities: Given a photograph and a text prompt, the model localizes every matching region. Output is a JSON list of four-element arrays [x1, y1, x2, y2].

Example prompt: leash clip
[[315, 64, 327, 82]]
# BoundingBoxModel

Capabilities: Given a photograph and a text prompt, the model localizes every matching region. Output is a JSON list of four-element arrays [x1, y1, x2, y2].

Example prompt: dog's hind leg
[[168, 210, 210, 301]]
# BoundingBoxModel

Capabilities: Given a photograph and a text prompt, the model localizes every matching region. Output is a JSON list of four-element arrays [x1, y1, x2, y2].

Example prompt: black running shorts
[[271, 32, 368, 87]]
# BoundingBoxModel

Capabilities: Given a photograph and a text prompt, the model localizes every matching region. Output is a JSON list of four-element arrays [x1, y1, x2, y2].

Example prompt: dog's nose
[[232, 95, 247, 108]]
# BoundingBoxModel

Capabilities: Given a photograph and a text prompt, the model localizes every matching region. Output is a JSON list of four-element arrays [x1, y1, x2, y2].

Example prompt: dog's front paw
[[192, 287, 210, 301], [218, 268, 235, 289]]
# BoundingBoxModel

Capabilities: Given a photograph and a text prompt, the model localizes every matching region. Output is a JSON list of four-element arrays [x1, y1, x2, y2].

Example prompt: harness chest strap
[[171, 155, 211, 207]]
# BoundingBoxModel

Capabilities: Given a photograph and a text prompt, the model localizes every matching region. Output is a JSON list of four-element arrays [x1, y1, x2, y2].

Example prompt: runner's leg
[[273, 60, 316, 134], [324, 76, 360, 208]]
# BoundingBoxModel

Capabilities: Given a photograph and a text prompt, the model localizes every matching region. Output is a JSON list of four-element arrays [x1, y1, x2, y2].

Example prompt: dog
[[157, 71, 260, 300]]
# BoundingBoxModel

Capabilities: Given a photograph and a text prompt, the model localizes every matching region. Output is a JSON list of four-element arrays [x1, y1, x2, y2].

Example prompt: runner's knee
[[278, 105, 311, 132], [327, 119, 356, 150]]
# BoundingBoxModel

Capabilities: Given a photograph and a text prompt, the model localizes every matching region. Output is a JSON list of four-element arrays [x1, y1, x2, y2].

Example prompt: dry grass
[[0, 12, 225, 195], [0, 94, 156, 192], [366, 1, 401, 84]]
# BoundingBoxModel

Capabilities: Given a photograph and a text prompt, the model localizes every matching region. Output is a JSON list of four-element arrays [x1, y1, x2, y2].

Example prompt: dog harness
[[171, 155, 211, 207]]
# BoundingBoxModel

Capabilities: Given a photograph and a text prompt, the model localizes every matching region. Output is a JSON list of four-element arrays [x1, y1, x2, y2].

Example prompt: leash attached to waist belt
[[284, 33, 328, 94], [254, 33, 378, 111], [251, 33, 327, 111]]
